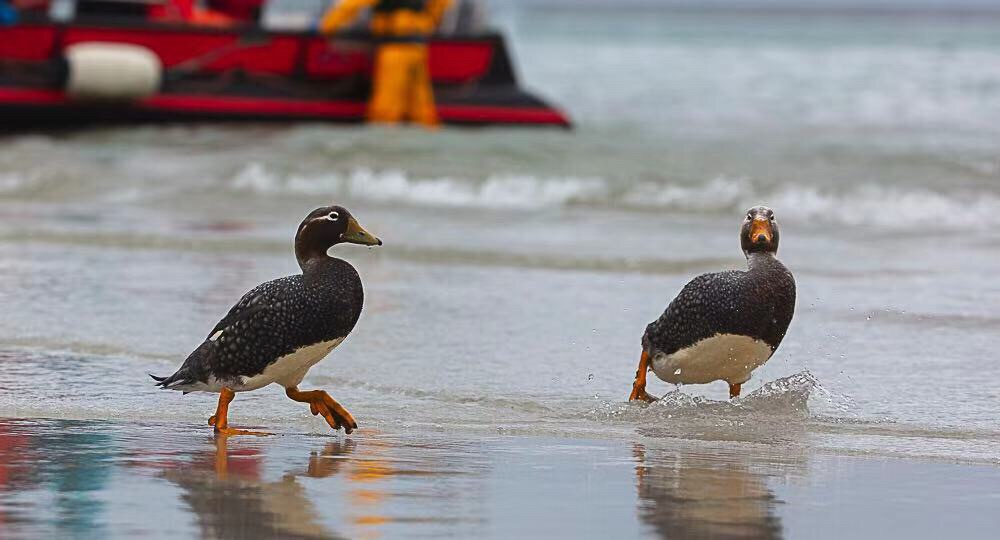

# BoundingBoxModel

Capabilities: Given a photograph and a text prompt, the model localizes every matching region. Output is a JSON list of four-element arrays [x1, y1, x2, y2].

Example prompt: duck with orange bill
[[629, 206, 796, 402], [151, 205, 382, 435]]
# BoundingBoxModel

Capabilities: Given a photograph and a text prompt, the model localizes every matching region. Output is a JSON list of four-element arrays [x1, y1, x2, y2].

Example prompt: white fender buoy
[[65, 43, 163, 101]]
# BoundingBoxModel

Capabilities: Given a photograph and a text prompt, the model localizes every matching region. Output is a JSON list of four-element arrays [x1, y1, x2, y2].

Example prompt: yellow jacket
[[319, 0, 453, 37]]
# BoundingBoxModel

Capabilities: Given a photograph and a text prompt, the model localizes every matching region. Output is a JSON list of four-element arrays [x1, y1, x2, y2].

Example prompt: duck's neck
[[746, 251, 780, 272], [298, 255, 330, 275], [296, 240, 332, 274]]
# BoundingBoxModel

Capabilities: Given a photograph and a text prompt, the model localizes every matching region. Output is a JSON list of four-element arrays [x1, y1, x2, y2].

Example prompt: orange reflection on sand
[[345, 431, 394, 537]]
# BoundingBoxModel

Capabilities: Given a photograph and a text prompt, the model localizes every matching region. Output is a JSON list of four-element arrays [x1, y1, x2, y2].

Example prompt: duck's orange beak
[[749, 217, 772, 245], [341, 217, 382, 246]]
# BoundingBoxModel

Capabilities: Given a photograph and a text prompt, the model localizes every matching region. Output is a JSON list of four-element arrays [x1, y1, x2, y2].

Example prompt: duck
[[629, 206, 795, 402], [152, 205, 382, 435]]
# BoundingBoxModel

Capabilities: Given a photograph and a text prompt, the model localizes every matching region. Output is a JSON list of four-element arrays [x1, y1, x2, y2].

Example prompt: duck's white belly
[[235, 337, 344, 391], [650, 333, 773, 386]]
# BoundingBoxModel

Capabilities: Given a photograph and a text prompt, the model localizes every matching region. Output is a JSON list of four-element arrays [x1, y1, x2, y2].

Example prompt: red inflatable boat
[[0, 0, 571, 128]]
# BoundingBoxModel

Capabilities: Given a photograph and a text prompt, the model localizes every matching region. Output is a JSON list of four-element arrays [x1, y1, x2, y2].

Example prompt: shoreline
[[2, 408, 998, 467], [1, 416, 998, 539]]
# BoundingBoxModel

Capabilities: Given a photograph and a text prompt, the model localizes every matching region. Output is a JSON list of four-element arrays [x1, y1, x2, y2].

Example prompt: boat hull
[[0, 18, 570, 129]]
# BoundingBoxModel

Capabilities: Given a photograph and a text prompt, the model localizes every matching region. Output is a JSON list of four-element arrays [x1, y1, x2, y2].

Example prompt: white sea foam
[[0, 172, 32, 193], [3, 158, 997, 231], [226, 163, 1000, 230], [636, 181, 1000, 230], [229, 162, 607, 210]]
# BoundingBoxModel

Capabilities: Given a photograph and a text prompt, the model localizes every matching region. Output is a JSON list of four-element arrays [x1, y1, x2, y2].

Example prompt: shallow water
[[0, 203, 996, 464], [2, 4, 1000, 538], [1, 418, 999, 539]]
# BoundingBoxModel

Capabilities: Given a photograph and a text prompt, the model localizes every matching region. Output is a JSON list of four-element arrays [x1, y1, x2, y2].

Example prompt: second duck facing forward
[[630, 206, 796, 402]]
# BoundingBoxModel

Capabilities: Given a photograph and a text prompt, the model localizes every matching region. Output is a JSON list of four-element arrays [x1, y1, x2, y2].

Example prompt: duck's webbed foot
[[208, 388, 271, 436], [285, 386, 358, 434], [629, 386, 658, 403], [628, 351, 658, 403]]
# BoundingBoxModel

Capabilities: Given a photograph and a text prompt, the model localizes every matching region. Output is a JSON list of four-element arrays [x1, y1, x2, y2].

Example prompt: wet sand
[[1, 417, 998, 539]]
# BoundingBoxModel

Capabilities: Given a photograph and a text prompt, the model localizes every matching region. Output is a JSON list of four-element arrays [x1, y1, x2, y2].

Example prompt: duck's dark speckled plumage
[[642, 253, 796, 358], [156, 258, 365, 391]]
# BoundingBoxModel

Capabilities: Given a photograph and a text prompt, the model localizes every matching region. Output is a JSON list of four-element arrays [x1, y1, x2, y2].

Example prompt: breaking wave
[[227, 163, 1000, 229], [4, 155, 1000, 230], [229, 162, 608, 210]]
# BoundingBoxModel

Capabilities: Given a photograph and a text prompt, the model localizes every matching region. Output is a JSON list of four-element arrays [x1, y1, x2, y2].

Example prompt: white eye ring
[[327, 211, 340, 221], [769, 215, 775, 221]]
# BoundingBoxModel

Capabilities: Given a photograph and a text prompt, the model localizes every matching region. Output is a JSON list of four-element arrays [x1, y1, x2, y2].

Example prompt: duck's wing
[[207, 291, 269, 341], [643, 270, 745, 356], [152, 277, 295, 391]]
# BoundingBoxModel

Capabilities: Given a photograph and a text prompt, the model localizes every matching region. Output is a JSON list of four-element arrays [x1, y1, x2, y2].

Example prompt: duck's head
[[295, 205, 381, 268], [740, 205, 779, 256]]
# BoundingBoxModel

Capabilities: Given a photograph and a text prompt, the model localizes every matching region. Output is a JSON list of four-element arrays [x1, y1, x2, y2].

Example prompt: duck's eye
[[769, 214, 775, 221], [746, 214, 753, 220], [327, 212, 340, 221]]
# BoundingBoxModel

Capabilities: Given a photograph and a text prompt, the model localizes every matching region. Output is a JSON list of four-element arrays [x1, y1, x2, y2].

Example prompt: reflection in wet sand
[[633, 442, 795, 540], [346, 435, 393, 537], [0, 419, 114, 537], [144, 435, 353, 540], [128, 430, 473, 540], [2, 418, 999, 538], [0, 416, 487, 538], [0, 420, 38, 532]]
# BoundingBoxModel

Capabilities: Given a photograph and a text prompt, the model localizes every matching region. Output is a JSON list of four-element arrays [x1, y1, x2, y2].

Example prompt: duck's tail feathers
[[149, 371, 195, 391]]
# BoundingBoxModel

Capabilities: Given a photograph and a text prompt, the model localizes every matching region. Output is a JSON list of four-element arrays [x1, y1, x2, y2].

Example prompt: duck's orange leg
[[208, 387, 270, 436], [628, 351, 657, 403], [729, 382, 742, 400], [286, 386, 358, 434]]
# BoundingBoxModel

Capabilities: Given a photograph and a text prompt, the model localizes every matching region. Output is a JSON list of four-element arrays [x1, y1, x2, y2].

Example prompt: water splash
[[585, 371, 861, 445], [590, 371, 842, 424], [740, 370, 819, 412]]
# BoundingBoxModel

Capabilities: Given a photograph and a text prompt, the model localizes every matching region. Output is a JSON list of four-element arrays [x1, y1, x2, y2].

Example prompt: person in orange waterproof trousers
[[319, 0, 452, 127]]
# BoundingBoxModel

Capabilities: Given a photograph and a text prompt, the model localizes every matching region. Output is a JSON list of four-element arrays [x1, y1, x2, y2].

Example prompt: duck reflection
[[633, 442, 784, 540], [4, 419, 474, 539], [154, 435, 356, 540]]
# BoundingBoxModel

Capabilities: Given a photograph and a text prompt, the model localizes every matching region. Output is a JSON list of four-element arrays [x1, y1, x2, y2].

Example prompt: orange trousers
[[368, 43, 439, 127]]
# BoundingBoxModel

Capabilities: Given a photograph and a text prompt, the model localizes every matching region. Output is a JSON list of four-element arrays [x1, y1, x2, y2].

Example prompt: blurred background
[[1, 0, 1000, 538], [7, 0, 1000, 224]]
